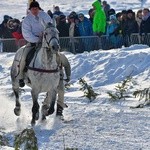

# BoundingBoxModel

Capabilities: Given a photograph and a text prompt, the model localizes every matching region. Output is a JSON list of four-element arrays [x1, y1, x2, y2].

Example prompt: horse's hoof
[[14, 107, 21, 116], [31, 119, 36, 126], [19, 79, 25, 87], [41, 115, 46, 121]]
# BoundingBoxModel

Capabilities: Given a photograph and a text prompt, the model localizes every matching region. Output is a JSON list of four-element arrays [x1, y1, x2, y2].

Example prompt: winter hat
[[69, 14, 75, 19], [122, 10, 127, 14], [4, 15, 10, 20], [70, 11, 78, 19], [78, 12, 84, 18], [88, 8, 94, 15], [108, 9, 116, 16], [127, 9, 134, 14], [109, 14, 117, 20], [59, 14, 66, 21], [29, 1, 40, 10], [3, 15, 12, 21], [116, 12, 122, 18]]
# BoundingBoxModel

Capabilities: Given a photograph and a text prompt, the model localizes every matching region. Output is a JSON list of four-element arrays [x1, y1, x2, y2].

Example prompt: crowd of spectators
[[0, 0, 150, 52]]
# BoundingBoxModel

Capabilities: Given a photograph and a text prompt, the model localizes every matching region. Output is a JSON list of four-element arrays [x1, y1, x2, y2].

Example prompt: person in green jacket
[[92, 0, 106, 36]]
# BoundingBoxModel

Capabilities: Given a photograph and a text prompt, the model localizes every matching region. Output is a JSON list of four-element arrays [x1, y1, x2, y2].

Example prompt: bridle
[[43, 26, 59, 48], [44, 36, 59, 48]]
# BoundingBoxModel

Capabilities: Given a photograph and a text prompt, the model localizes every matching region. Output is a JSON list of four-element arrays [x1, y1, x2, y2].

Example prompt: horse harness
[[27, 52, 62, 73]]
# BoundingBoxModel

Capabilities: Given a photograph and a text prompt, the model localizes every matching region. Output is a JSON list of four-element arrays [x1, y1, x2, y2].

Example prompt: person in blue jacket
[[106, 14, 122, 48], [78, 13, 93, 52]]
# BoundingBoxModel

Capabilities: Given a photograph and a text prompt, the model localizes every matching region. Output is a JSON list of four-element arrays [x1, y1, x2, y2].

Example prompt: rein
[[44, 34, 59, 48]]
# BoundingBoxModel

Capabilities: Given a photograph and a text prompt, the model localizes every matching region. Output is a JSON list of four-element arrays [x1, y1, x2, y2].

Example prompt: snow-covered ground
[[0, 44, 150, 150], [0, 0, 150, 149]]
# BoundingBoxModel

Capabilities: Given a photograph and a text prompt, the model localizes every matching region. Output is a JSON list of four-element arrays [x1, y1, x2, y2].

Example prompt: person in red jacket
[[7, 18, 26, 47]]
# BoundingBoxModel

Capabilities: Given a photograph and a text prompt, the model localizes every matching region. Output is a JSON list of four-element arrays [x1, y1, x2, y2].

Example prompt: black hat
[[116, 12, 122, 18], [127, 9, 134, 14], [59, 14, 66, 21], [88, 8, 94, 15], [3, 15, 12, 21], [29, 1, 40, 10], [69, 14, 75, 19], [108, 9, 116, 16], [122, 10, 127, 14], [70, 11, 78, 19]]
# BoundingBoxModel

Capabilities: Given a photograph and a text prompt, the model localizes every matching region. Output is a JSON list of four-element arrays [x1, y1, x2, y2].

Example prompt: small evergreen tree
[[133, 87, 150, 101], [14, 128, 38, 150], [79, 78, 98, 101], [132, 87, 150, 108], [107, 76, 132, 101]]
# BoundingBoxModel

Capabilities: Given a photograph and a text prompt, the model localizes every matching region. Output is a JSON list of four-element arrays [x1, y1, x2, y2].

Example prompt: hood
[[92, 0, 102, 11]]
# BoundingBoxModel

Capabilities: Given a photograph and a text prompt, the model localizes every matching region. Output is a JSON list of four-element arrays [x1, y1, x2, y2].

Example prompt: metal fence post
[[70, 37, 76, 54]]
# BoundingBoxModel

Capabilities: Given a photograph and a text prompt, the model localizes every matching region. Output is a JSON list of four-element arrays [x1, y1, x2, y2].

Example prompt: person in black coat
[[56, 14, 69, 51], [57, 14, 69, 37], [140, 8, 150, 34], [88, 8, 94, 24], [68, 14, 80, 53], [119, 10, 138, 46], [126, 9, 139, 36], [140, 8, 150, 45]]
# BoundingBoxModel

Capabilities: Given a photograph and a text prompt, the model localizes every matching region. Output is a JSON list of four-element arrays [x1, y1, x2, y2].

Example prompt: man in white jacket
[[19, 1, 52, 87], [19, 1, 71, 119]]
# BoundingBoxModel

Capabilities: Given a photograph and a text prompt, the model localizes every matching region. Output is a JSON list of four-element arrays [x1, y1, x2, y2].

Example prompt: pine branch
[[107, 76, 132, 101], [133, 87, 150, 102], [79, 78, 98, 101]]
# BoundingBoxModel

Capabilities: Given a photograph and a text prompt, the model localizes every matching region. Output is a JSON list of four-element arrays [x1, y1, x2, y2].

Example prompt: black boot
[[56, 104, 63, 117], [25, 47, 36, 71], [19, 79, 25, 87]]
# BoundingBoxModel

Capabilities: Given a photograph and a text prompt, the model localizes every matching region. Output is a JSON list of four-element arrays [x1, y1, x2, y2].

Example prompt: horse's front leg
[[31, 90, 39, 126], [13, 88, 21, 116], [48, 89, 57, 115], [41, 89, 57, 120]]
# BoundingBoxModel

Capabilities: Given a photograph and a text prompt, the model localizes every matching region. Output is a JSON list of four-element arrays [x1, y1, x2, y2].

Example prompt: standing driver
[[43, 52, 71, 119]]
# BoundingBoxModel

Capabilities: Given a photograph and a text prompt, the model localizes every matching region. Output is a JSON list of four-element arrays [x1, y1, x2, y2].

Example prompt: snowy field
[[0, 44, 150, 149]]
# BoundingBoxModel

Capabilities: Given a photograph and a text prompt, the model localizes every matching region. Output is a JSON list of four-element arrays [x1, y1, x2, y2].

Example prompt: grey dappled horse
[[11, 22, 60, 125]]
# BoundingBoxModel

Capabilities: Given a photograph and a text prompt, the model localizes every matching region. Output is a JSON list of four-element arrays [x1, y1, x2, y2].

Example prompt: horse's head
[[42, 22, 60, 53]]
